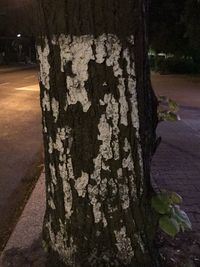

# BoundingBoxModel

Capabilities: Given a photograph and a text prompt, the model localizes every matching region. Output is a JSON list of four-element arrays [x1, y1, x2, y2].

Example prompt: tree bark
[[37, 0, 159, 266]]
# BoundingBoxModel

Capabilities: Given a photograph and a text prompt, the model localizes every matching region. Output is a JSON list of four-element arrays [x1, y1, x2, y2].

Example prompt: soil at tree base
[[1, 231, 200, 267]]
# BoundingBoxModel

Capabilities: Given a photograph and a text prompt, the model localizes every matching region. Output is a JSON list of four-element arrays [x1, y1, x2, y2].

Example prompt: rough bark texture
[[37, 0, 159, 266]]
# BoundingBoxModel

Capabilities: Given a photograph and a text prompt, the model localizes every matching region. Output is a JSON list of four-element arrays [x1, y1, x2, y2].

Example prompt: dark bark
[[37, 0, 159, 266]]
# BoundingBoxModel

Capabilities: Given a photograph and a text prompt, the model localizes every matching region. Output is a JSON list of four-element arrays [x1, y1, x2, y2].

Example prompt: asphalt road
[[0, 67, 43, 250]]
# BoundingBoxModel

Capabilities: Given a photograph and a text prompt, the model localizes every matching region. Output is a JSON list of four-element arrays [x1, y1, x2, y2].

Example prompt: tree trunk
[[37, 0, 159, 266]]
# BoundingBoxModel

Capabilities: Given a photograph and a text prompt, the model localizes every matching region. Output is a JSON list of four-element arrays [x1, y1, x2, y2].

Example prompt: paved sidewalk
[[0, 107, 200, 266], [0, 172, 46, 267], [152, 107, 200, 231]]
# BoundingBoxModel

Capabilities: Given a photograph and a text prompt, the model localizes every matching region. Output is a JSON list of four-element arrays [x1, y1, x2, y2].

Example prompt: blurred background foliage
[[149, 0, 200, 74]]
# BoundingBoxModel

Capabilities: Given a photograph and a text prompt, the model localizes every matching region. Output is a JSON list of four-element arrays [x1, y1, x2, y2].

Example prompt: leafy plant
[[157, 96, 180, 122], [151, 190, 192, 237]]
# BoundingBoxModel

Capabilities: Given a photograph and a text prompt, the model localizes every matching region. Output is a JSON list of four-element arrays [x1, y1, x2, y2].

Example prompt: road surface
[[0, 67, 43, 250]]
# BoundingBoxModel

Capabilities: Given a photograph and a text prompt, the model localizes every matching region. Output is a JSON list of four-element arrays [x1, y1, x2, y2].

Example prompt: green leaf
[[169, 99, 178, 113], [173, 206, 192, 230], [166, 112, 179, 121], [157, 96, 179, 122], [158, 95, 167, 103], [159, 216, 180, 237], [170, 192, 183, 204], [151, 194, 170, 214], [158, 111, 179, 122]]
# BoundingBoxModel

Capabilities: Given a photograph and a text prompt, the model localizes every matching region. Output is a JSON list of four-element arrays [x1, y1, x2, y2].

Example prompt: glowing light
[[15, 85, 39, 91]]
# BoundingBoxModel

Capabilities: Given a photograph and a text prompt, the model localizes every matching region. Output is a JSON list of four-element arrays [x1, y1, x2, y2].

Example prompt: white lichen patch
[[43, 126, 47, 133], [88, 169, 107, 223], [50, 183, 55, 195], [102, 162, 110, 171], [88, 92, 120, 222], [102, 214, 108, 228], [48, 33, 138, 125], [117, 168, 123, 178], [123, 138, 131, 153], [42, 91, 50, 112], [58, 161, 74, 220], [128, 35, 135, 45], [118, 78, 129, 126], [63, 178, 73, 219], [58, 34, 73, 71], [122, 152, 134, 171], [87, 184, 102, 224], [49, 163, 57, 185], [123, 48, 135, 76], [45, 217, 77, 265], [122, 138, 135, 173], [117, 168, 130, 209], [75, 171, 89, 197], [124, 46, 144, 192], [66, 157, 74, 180], [134, 233, 145, 253], [54, 134, 64, 154], [114, 226, 134, 264], [43, 33, 145, 230], [108, 178, 118, 196], [48, 197, 56, 210], [122, 139, 137, 198], [66, 76, 91, 112], [53, 127, 72, 155], [42, 117, 48, 133], [128, 78, 139, 133], [59, 163, 67, 179], [129, 175, 137, 198], [98, 114, 113, 161], [99, 178, 108, 199], [104, 94, 120, 160], [119, 184, 130, 210], [95, 34, 107, 64], [51, 97, 59, 122], [92, 202, 102, 224], [47, 125, 75, 220], [105, 35, 122, 77], [121, 140, 137, 199], [57, 35, 95, 112], [48, 137, 53, 154], [37, 38, 50, 90]]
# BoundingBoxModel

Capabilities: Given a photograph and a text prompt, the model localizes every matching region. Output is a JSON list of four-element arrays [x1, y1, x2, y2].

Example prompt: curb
[[0, 172, 46, 266]]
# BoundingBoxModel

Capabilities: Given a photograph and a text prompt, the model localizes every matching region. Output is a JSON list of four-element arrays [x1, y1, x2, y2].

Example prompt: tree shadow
[[1, 235, 47, 267]]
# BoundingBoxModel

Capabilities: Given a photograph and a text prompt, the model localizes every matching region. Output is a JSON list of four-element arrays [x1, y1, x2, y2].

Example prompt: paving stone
[[152, 107, 200, 231]]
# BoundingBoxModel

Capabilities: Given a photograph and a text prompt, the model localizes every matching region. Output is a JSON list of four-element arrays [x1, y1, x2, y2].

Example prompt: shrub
[[152, 56, 200, 74]]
